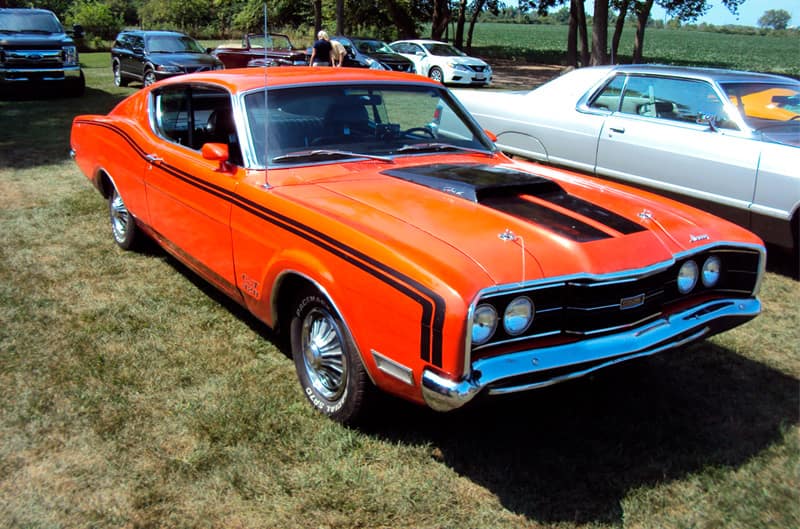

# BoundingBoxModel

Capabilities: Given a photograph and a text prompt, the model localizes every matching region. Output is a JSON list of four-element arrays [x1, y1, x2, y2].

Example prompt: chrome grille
[[471, 246, 761, 354]]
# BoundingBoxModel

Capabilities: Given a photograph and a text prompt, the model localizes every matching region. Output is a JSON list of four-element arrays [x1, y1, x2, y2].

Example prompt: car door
[[396, 42, 427, 76], [144, 83, 242, 300], [594, 74, 760, 223], [126, 34, 146, 81]]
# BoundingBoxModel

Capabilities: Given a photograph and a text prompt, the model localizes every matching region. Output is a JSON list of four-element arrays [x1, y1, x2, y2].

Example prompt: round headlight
[[702, 255, 721, 287], [503, 296, 534, 336], [472, 304, 498, 346], [677, 260, 699, 294]]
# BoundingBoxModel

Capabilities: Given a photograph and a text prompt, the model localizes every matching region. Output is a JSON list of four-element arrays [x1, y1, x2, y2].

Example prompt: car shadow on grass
[[149, 244, 797, 526], [362, 343, 799, 525]]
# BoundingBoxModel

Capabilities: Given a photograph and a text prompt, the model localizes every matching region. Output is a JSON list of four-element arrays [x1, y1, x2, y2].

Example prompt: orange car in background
[[71, 68, 765, 424]]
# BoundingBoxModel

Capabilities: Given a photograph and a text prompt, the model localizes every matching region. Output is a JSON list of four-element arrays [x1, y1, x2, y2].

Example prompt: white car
[[389, 39, 491, 86], [454, 65, 800, 273]]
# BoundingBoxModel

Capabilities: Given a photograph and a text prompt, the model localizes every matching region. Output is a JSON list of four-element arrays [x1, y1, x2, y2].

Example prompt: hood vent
[[383, 163, 646, 242], [383, 163, 563, 202]]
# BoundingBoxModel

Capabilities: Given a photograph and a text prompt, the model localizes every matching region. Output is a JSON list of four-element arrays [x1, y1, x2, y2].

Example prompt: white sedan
[[389, 39, 491, 86], [454, 64, 800, 273]]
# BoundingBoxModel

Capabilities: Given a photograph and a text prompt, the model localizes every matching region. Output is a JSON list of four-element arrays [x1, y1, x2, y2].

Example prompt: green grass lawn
[[465, 23, 800, 77], [0, 52, 798, 528]]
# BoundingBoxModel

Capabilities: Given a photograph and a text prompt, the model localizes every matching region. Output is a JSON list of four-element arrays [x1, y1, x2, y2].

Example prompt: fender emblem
[[690, 234, 710, 243], [620, 293, 645, 310]]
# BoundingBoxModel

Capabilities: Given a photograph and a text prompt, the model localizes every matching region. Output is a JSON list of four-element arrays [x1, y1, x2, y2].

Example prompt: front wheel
[[143, 69, 157, 87], [290, 288, 373, 424], [428, 66, 444, 83]]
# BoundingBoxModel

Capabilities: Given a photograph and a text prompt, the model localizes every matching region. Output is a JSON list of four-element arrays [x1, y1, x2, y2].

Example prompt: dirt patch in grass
[[489, 59, 567, 90]]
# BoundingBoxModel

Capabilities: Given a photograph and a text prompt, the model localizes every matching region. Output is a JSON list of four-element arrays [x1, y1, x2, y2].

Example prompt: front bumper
[[447, 69, 491, 85], [422, 297, 760, 411], [0, 65, 82, 84]]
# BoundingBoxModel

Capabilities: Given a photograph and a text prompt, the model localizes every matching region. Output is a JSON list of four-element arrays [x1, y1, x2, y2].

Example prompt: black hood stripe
[[383, 163, 645, 242]]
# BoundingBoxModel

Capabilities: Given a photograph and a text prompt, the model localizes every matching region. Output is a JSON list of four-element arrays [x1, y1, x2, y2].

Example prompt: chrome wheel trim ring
[[110, 189, 130, 244], [430, 68, 443, 82], [301, 306, 347, 401], [143, 71, 156, 86]]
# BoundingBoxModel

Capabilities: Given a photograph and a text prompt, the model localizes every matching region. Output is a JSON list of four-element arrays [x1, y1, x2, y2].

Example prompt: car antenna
[[262, 2, 271, 189]]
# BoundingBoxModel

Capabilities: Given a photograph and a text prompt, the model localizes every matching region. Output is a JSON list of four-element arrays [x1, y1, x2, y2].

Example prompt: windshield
[[351, 38, 394, 54], [249, 34, 292, 50], [0, 12, 62, 33], [244, 83, 493, 167], [146, 34, 205, 54], [423, 43, 465, 57]]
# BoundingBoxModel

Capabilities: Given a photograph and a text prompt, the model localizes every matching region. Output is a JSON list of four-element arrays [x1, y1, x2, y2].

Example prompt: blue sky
[[649, 0, 798, 27]]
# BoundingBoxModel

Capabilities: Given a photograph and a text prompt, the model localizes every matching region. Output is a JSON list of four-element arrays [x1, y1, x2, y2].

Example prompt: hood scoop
[[382, 163, 563, 202], [383, 163, 646, 243]]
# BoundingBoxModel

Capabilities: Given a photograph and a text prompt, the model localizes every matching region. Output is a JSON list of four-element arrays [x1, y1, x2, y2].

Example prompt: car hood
[[368, 52, 412, 65], [0, 32, 73, 47], [278, 159, 746, 286], [447, 56, 488, 68], [151, 53, 220, 67]]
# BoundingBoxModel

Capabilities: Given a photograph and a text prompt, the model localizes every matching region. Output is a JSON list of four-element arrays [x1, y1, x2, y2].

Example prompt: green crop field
[[1, 47, 799, 529], [464, 23, 800, 77]]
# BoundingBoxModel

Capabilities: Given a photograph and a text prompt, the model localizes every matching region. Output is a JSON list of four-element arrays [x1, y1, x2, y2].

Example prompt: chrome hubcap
[[110, 190, 129, 243], [301, 307, 347, 400]]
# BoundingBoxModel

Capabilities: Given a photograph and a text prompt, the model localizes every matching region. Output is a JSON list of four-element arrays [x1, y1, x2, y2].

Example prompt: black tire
[[428, 66, 444, 83], [67, 71, 85, 97], [108, 185, 141, 250], [143, 68, 157, 87], [113, 61, 128, 87], [290, 288, 373, 424]]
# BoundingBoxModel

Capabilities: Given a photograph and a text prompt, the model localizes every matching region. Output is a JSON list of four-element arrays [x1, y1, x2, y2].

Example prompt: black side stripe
[[76, 119, 446, 367]]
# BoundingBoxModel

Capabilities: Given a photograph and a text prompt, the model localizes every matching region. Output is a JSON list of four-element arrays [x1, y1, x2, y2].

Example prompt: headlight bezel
[[471, 303, 498, 346], [503, 296, 535, 336]]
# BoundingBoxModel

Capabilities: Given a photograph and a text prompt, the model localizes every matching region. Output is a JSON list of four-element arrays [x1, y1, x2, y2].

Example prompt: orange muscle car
[[70, 67, 765, 424]]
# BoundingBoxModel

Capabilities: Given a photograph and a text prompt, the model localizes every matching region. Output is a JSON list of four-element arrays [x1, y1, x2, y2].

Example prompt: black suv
[[0, 8, 85, 96], [333, 36, 415, 73], [111, 30, 223, 87]]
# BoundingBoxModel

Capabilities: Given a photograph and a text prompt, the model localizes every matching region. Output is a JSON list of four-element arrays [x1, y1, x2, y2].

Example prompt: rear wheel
[[108, 185, 141, 250], [428, 66, 444, 83], [113, 61, 128, 87], [290, 287, 373, 424]]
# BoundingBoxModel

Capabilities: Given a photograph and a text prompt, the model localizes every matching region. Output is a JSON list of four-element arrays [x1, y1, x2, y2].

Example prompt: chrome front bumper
[[0, 65, 82, 83], [421, 297, 760, 412]]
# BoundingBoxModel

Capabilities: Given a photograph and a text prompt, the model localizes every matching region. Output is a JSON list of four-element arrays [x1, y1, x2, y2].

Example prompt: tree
[[591, 0, 609, 65], [430, 0, 450, 40], [758, 9, 791, 30], [610, 0, 631, 63]]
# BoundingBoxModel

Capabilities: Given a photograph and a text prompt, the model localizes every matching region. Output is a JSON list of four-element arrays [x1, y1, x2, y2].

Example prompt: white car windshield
[[244, 83, 492, 167], [423, 43, 465, 57]]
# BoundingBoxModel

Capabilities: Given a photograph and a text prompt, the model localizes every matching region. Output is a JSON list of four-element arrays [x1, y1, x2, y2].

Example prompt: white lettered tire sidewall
[[290, 290, 368, 423]]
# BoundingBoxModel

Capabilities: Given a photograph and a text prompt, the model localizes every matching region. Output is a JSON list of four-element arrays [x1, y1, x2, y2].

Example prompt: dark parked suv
[[0, 8, 85, 96], [111, 30, 223, 87]]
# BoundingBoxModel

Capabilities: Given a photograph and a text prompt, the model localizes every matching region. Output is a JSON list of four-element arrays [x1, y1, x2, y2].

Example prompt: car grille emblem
[[620, 293, 645, 310]]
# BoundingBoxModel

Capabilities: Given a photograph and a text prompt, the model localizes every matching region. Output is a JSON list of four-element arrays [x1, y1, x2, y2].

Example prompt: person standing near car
[[309, 30, 333, 66], [331, 39, 346, 67]]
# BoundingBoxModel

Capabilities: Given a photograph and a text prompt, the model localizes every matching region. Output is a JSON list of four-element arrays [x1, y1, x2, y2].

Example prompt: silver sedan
[[454, 65, 800, 272]]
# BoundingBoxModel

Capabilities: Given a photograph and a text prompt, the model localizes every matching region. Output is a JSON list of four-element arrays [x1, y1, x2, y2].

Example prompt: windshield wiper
[[396, 142, 492, 156], [271, 149, 395, 164], [19, 29, 54, 34]]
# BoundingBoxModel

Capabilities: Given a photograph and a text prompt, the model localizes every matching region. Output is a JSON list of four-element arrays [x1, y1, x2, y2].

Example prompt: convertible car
[[71, 68, 764, 423], [454, 65, 800, 273]]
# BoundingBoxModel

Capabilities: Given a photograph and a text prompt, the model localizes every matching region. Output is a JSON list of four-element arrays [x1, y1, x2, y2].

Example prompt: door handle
[[609, 126, 625, 134], [145, 154, 163, 164]]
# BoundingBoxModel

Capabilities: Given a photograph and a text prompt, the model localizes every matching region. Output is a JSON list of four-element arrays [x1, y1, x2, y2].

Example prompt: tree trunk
[[454, 0, 468, 48], [591, 0, 609, 65], [633, 0, 653, 63], [566, 0, 579, 67], [431, 0, 450, 40], [385, 0, 419, 39], [312, 0, 322, 35], [336, 0, 344, 35], [577, 0, 590, 66], [466, 0, 487, 52], [611, 0, 629, 64]]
